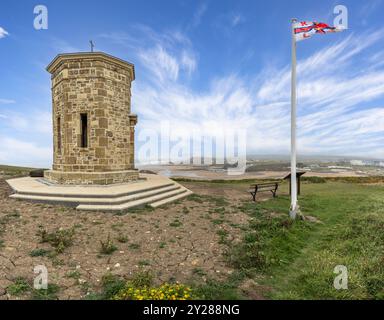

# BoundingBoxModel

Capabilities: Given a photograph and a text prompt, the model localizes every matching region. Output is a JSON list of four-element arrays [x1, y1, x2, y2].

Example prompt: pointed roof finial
[[90, 40, 94, 52]]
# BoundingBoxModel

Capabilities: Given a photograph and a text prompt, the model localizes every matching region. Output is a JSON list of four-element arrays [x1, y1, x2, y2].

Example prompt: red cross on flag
[[293, 21, 343, 41]]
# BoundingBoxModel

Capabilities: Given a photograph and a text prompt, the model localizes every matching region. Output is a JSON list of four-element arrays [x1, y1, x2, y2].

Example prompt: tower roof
[[46, 51, 135, 80]]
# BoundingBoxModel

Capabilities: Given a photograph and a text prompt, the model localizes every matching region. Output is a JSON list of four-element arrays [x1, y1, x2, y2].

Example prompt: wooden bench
[[248, 182, 279, 201]]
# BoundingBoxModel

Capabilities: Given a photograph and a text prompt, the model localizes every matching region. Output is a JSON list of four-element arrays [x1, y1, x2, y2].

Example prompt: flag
[[293, 21, 342, 41]]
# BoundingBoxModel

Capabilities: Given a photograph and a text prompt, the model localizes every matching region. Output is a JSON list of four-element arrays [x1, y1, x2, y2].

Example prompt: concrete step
[[10, 184, 181, 206], [76, 188, 189, 211], [14, 182, 175, 199], [150, 189, 193, 208]]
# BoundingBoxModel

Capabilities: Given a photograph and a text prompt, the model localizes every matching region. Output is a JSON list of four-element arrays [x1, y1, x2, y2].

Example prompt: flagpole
[[290, 18, 299, 219]]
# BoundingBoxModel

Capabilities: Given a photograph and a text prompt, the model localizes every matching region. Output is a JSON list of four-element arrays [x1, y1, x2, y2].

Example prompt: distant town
[[135, 155, 384, 180]]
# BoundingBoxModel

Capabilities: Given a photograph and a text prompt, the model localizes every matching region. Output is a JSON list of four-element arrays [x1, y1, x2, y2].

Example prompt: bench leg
[[273, 184, 278, 197]]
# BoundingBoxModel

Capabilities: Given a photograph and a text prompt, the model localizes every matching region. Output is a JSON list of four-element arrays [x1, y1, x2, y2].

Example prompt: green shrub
[[116, 234, 128, 243], [31, 284, 60, 300], [100, 273, 126, 299], [37, 227, 75, 253], [29, 248, 51, 257], [100, 235, 118, 255], [128, 243, 140, 250], [7, 278, 30, 296], [169, 219, 182, 227], [131, 270, 153, 288]]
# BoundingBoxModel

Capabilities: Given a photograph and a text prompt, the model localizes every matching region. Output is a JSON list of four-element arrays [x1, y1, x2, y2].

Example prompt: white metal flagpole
[[290, 18, 299, 219]]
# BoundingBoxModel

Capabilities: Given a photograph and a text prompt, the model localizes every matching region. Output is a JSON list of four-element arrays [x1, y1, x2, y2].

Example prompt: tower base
[[6, 173, 192, 211], [44, 169, 139, 185]]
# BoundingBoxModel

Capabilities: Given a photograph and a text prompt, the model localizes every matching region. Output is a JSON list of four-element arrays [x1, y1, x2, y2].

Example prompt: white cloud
[[0, 137, 51, 168], [0, 110, 52, 134], [131, 27, 384, 160], [102, 26, 198, 83], [139, 45, 180, 81], [0, 27, 8, 39], [231, 14, 245, 27], [191, 3, 208, 28], [360, 0, 382, 20], [3, 25, 384, 168], [51, 38, 81, 53], [0, 99, 15, 104]]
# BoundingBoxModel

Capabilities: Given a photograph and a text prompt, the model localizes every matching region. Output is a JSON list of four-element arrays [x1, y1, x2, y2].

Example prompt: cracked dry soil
[[0, 178, 254, 299]]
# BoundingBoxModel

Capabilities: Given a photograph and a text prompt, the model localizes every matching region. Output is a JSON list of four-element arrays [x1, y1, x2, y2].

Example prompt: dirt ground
[[0, 178, 256, 300]]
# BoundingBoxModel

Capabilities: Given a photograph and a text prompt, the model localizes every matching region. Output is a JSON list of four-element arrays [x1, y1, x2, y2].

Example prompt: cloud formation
[[0, 99, 15, 104], [120, 27, 384, 159], [0, 137, 51, 168], [0, 27, 8, 39], [2, 23, 384, 168], [190, 3, 208, 28]]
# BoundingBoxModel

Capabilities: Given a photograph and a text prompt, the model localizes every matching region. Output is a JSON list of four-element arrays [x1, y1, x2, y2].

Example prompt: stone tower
[[44, 52, 139, 185]]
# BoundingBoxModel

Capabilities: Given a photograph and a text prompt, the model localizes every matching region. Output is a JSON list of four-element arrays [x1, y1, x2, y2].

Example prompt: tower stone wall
[[44, 52, 139, 185]]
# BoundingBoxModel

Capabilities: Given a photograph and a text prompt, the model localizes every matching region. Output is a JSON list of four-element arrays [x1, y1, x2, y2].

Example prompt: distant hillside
[[0, 164, 39, 178]]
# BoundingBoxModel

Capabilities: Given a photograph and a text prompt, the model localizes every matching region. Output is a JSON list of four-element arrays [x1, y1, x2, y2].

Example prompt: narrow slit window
[[57, 117, 61, 152], [80, 113, 88, 148]]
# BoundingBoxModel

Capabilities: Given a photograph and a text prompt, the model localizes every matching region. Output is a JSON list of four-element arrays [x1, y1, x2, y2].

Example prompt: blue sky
[[0, 0, 383, 167]]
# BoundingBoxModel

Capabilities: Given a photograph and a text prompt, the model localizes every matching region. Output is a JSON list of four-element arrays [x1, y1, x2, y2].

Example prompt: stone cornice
[[46, 52, 135, 80]]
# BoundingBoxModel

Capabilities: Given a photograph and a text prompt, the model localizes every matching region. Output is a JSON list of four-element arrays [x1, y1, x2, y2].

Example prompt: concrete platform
[[6, 174, 192, 211]]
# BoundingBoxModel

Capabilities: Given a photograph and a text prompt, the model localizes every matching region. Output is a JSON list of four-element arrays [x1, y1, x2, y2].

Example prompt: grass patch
[[128, 243, 140, 250], [6, 277, 60, 300], [37, 226, 75, 254], [169, 219, 183, 227], [212, 218, 225, 225], [89, 271, 153, 300], [130, 270, 153, 288], [29, 248, 51, 257], [66, 270, 81, 279], [228, 201, 314, 273], [96, 273, 126, 299], [116, 234, 129, 243], [216, 229, 229, 244], [230, 182, 384, 299], [31, 284, 60, 300], [302, 176, 326, 183], [182, 206, 190, 214], [0, 164, 37, 178], [138, 260, 151, 266], [192, 267, 207, 277], [159, 242, 167, 249], [100, 235, 118, 255], [194, 274, 244, 300], [7, 278, 30, 296]]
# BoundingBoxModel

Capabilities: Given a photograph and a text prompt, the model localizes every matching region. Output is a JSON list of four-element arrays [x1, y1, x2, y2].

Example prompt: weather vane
[[90, 40, 94, 52]]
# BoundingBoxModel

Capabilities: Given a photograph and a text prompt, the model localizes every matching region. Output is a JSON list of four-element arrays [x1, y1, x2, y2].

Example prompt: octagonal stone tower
[[44, 52, 139, 185]]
